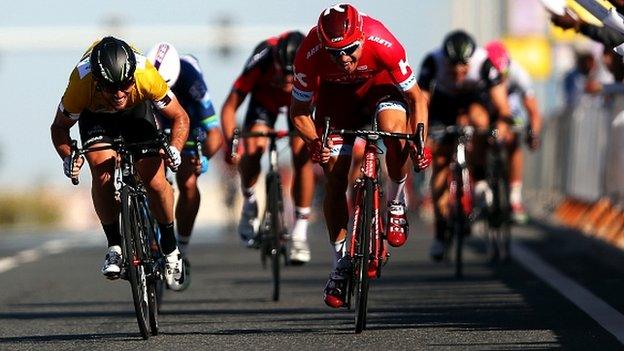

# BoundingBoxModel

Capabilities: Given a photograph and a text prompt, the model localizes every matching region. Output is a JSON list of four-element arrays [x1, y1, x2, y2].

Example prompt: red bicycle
[[322, 117, 424, 333]]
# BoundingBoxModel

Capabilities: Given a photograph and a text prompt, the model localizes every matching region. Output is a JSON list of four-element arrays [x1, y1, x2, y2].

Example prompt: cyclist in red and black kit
[[290, 3, 431, 308], [417, 30, 513, 261], [221, 31, 315, 264]]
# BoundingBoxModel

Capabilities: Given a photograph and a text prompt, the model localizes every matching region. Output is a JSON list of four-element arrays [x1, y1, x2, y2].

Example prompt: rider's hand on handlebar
[[308, 137, 332, 164], [160, 145, 181, 171], [410, 145, 432, 172], [526, 128, 540, 150], [495, 119, 512, 143], [63, 155, 84, 179]]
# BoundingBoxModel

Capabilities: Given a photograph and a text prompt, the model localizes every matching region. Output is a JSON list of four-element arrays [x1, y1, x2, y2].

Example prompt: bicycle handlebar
[[69, 133, 172, 185], [321, 117, 425, 153], [229, 128, 293, 159]]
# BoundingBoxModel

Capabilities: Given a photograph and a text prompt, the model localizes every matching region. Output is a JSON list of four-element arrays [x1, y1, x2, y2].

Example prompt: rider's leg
[[323, 153, 353, 268], [236, 122, 269, 244], [507, 132, 527, 221], [467, 103, 491, 182], [136, 157, 178, 255], [175, 155, 200, 255], [289, 135, 314, 263], [378, 106, 412, 246], [430, 140, 452, 260]]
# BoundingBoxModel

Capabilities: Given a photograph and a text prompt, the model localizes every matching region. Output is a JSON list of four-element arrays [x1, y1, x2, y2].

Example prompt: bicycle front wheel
[[354, 179, 373, 333], [266, 172, 285, 302], [121, 187, 150, 339]]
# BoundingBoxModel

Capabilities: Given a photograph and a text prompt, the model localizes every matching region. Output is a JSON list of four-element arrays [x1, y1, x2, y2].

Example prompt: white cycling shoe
[[289, 238, 311, 265], [101, 245, 122, 280], [165, 248, 187, 291]]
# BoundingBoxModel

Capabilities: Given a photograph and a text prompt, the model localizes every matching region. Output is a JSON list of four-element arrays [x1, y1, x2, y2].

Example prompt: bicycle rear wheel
[[355, 179, 373, 333], [121, 187, 150, 339]]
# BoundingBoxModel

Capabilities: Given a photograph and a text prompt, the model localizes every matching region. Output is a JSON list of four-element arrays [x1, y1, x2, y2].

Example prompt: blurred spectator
[[564, 52, 597, 105], [550, 1, 624, 49]]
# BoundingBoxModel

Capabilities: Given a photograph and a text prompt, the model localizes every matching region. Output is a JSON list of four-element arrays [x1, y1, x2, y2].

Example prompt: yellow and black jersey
[[59, 39, 172, 119]]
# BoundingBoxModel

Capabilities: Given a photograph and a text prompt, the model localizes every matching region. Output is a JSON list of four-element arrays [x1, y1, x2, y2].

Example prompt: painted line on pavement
[[0, 239, 70, 274], [512, 242, 624, 345]]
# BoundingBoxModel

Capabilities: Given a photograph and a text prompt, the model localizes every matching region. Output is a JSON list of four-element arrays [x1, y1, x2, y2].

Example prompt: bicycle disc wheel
[[121, 187, 150, 339], [355, 179, 373, 333]]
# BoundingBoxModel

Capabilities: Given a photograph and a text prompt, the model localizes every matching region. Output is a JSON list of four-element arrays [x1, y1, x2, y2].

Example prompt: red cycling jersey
[[292, 14, 416, 103], [232, 33, 292, 116]]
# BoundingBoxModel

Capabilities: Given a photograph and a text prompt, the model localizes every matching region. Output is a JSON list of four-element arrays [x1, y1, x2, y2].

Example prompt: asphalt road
[[0, 216, 623, 351]]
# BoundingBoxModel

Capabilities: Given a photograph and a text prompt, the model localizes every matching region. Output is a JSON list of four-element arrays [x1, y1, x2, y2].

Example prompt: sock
[[158, 222, 177, 255], [102, 220, 121, 248], [510, 181, 522, 206], [331, 239, 346, 269], [387, 175, 407, 203], [292, 207, 311, 242]]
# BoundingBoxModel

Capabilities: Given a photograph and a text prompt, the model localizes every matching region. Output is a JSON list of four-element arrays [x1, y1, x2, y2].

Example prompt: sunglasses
[[324, 41, 361, 59], [99, 79, 135, 93]]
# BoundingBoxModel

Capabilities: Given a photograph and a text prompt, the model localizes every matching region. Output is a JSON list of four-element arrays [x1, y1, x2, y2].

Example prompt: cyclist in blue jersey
[[147, 43, 223, 286]]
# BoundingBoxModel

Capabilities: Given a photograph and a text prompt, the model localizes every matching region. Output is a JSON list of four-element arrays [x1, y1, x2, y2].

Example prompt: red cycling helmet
[[485, 41, 511, 75], [317, 3, 364, 50]]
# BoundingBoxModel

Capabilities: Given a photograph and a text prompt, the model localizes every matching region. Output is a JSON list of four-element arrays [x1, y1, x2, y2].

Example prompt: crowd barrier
[[525, 89, 624, 247]]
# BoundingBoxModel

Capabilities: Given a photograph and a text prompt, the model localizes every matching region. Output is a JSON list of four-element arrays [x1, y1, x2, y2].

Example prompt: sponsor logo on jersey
[[292, 87, 312, 102], [399, 59, 410, 76], [294, 71, 308, 88], [77, 58, 92, 79], [306, 44, 321, 60], [367, 35, 392, 48]]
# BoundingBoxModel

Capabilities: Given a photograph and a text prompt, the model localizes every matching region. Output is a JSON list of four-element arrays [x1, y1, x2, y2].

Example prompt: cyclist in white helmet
[[147, 42, 223, 290]]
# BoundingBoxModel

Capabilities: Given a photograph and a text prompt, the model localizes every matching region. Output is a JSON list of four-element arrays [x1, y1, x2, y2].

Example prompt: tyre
[[266, 172, 284, 302], [355, 179, 373, 333], [121, 187, 150, 339]]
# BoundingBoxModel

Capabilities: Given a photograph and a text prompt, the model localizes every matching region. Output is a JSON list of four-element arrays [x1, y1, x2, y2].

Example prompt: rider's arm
[[523, 95, 542, 135], [220, 90, 246, 143], [50, 107, 78, 159], [289, 98, 317, 143], [489, 83, 512, 119], [404, 83, 428, 139], [159, 96, 190, 151]]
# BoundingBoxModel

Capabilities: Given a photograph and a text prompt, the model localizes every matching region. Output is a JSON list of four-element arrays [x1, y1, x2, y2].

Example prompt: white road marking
[[0, 239, 70, 274], [512, 242, 624, 344]]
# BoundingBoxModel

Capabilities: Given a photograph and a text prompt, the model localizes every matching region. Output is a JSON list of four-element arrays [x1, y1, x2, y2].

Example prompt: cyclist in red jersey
[[221, 31, 315, 264], [290, 3, 431, 308]]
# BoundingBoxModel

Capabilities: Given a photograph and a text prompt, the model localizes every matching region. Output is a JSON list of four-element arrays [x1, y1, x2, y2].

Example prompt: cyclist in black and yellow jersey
[[50, 36, 190, 291]]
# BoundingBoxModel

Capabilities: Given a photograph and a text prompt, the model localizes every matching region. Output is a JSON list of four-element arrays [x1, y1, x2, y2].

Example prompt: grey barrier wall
[[525, 90, 624, 207]]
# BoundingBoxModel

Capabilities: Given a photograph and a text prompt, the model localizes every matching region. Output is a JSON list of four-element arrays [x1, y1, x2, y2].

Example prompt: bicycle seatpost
[[70, 140, 80, 186]]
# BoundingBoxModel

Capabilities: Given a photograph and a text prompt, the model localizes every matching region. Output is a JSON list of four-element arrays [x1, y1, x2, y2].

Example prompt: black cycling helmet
[[442, 30, 476, 64], [90, 36, 137, 90], [275, 31, 305, 74]]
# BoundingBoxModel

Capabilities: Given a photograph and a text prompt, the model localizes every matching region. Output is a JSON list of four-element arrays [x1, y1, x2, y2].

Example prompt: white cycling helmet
[[146, 42, 181, 87]]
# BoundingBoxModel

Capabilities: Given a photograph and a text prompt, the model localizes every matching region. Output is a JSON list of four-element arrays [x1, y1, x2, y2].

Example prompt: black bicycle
[[430, 125, 474, 279], [322, 117, 425, 333], [70, 134, 175, 339], [231, 129, 290, 301], [484, 129, 512, 262]]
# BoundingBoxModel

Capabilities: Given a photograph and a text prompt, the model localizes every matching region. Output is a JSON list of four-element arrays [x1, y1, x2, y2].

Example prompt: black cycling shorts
[[78, 101, 161, 158], [243, 96, 293, 131], [429, 89, 488, 126]]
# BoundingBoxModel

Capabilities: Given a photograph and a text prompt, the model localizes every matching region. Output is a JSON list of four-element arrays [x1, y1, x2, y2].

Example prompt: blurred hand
[[63, 155, 84, 179], [308, 138, 332, 164], [585, 80, 602, 94], [160, 145, 181, 171], [526, 128, 541, 150], [410, 145, 432, 172], [550, 12, 580, 31], [496, 120, 513, 144]]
